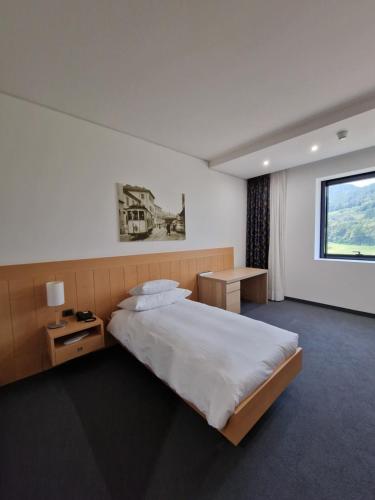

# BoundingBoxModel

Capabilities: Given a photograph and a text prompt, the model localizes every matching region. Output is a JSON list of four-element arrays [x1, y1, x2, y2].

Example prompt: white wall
[[285, 147, 375, 314], [0, 94, 247, 266]]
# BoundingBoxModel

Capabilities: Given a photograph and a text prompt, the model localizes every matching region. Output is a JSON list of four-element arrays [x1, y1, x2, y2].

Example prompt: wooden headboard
[[0, 247, 234, 385]]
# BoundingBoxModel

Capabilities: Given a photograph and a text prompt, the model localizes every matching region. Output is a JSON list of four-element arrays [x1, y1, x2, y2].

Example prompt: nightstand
[[46, 316, 105, 366]]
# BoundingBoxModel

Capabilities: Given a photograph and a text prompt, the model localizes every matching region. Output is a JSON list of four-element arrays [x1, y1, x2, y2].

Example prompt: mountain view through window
[[324, 173, 375, 258]]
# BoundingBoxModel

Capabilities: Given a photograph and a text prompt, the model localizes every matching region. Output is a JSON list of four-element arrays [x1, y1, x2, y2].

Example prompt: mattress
[[107, 299, 299, 429]]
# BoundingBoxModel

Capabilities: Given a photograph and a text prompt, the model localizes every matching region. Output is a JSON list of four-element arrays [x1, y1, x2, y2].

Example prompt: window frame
[[320, 170, 375, 261]]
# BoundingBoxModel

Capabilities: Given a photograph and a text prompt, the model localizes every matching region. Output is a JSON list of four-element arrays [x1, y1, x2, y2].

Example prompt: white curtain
[[268, 170, 287, 301]]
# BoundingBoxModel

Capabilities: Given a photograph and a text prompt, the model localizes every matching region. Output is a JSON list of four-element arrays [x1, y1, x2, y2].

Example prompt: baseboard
[[284, 296, 375, 319]]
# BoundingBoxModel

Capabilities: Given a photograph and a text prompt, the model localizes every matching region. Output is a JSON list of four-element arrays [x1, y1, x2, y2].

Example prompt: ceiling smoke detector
[[337, 130, 348, 141]]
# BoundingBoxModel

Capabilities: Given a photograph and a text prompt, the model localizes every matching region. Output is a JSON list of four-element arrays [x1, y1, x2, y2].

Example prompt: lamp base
[[47, 320, 67, 329]]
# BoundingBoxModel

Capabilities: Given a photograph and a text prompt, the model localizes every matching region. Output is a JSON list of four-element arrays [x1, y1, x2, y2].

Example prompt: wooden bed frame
[[186, 347, 302, 445], [116, 336, 303, 446], [220, 347, 302, 444]]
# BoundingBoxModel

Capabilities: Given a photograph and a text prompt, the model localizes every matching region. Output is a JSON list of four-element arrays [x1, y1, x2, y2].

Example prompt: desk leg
[[241, 274, 268, 304]]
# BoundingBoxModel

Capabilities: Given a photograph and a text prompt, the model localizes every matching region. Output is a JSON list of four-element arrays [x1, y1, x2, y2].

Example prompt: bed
[[107, 298, 302, 445]]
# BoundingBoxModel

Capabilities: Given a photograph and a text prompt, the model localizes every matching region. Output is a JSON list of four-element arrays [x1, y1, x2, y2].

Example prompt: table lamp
[[46, 281, 67, 328]]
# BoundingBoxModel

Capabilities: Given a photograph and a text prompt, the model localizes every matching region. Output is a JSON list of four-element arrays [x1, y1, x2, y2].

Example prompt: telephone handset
[[76, 310, 96, 322]]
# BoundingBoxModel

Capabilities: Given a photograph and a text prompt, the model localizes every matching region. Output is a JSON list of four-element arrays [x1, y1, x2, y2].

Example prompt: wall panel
[[0, 281, 14, 384], [136, 264, 150, 284], [56, 271, 78, 313], [9, 279, 40, 380], [109, 267, 125, 310], [93, 269, 112, 321], [76, 270, 95, 312], [34, 274, 55, 371], [148, 262, 161, 281], [0, 247, 233, 385], [124, 265, 138, 292], [170, 261, 181, 283]]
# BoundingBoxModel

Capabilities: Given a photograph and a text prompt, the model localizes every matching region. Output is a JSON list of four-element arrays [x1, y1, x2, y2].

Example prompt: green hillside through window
[[325, 175, 375, 257]]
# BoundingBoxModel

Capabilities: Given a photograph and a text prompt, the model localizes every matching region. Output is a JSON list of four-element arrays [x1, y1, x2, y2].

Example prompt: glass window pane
[[325, 174, 375, 257]]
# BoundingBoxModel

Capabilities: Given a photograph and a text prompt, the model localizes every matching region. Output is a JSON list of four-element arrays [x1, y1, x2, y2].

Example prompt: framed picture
[[117, 183, 186, 241]]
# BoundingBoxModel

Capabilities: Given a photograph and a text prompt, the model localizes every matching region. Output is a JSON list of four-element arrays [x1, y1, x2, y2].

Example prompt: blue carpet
[[0, 300, 374, 500]]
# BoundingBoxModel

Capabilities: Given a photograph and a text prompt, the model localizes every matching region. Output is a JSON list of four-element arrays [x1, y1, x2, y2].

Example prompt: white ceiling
[[2, 0, 375, 176], [212, 108, 375, 178]]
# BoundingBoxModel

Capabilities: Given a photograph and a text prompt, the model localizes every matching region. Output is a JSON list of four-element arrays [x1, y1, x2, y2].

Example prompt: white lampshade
[[46, 281, 65, 307]]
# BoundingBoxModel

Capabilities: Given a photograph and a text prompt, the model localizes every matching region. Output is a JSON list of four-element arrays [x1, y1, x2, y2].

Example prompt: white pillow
[[129, 279, 179, 296], [118, 288, 191, 311]]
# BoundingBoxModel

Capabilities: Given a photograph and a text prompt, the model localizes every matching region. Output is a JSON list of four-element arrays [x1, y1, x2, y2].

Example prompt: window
[[128, 210, 139, 221], [320, 171, 375, 260]]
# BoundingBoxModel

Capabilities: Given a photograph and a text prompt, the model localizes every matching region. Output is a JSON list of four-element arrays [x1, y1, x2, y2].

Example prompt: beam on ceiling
[[209, 91, 375, 168]]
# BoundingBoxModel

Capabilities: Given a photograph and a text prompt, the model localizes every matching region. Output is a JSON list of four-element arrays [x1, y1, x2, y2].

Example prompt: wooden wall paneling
[[124, 264, 138, 292], [206, 256, 214, 272], [109, 267, 125, 311], [213, 254, 225, 271], [187, 259, 198, 299], [159, 261, 171, 279], [93, 269, 112, 321], [204, 256, 212, 271], [33, 273, 56, 371], [221, 254, 226, 270], [136, 263, 150, 284], [148, 262, 161, 281], [0, 281, 15, 385], [195, 257, 204, 274], [56, 271, 78, 313], [76, 270, 95, 312], [9, 279, 41, 380], [196, 256, 210, 274], [37, 291, 55, 371], [170, 260, 181, 284], [106, 266, 125, 346], [207, 255, 217, 272], [0, 248, 233, 281], [212, 256, 218, 270], [224, 252, 233, 270], [0, 248, 233, 385], [33, 273, 55, 298], [180, 259, 190, 290], [195, 257, 211, 301]]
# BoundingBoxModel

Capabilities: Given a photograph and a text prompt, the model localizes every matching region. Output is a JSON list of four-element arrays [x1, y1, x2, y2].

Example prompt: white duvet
[[107, 299, 298, 429]]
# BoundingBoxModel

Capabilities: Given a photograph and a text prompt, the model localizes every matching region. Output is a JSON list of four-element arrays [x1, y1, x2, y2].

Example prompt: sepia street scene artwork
[[117, 183, 186, 241]]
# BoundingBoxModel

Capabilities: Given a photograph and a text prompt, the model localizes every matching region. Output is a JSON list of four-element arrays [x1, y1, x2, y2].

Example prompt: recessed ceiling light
[[263, 160, 270, 166], [311, 144, 319, 152]]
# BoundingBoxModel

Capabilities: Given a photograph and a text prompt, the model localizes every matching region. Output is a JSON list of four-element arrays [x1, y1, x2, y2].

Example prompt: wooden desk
[[198, 267, 268, 313]]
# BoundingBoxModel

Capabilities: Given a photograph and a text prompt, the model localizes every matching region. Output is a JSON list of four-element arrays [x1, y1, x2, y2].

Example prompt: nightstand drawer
[[54, 334, 104, 365]]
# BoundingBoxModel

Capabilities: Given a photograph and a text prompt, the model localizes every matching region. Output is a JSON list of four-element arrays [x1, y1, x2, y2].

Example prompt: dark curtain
[[246, 174, 270, 269]]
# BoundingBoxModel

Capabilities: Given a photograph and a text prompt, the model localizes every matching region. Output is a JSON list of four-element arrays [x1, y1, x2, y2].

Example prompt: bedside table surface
[[46, 316, 103, 339]]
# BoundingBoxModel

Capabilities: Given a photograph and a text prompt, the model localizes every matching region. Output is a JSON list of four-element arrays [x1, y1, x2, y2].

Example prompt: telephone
[[76, 310, 96, 322]]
